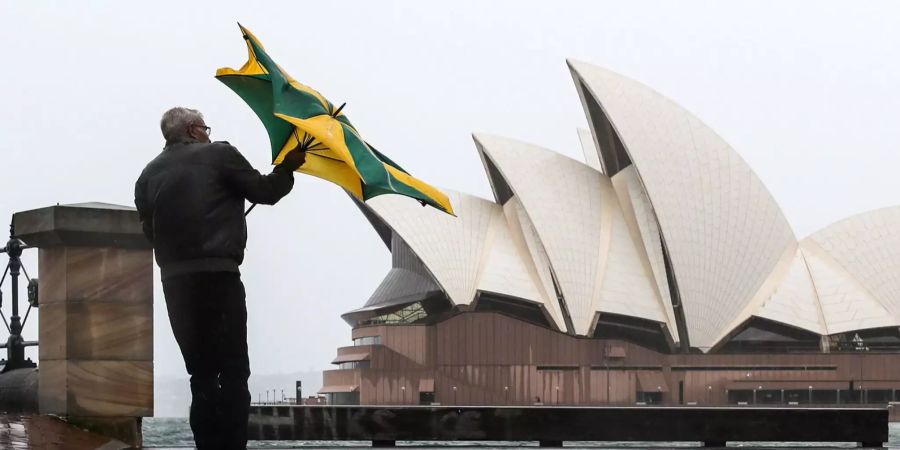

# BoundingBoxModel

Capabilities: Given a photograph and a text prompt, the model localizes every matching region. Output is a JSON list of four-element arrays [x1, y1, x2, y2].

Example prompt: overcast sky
[[2, 0, 899, 382]]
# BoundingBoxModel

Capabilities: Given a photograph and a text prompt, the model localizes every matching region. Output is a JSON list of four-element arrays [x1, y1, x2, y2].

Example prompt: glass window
[[325, 392, 360, 405], [811, 389, 838, 404], [419, 392, 435, 405], [363, 302, 428, 325], [839, 389, 862, 404], [784, 390, 811, 404], [727, 390, 753, 404], [636, 391, 663, 404], [337, 361, 370, 370], [756, 390, 782, 404], [866, 389, 892, 404], [353, 336, 382, 346]]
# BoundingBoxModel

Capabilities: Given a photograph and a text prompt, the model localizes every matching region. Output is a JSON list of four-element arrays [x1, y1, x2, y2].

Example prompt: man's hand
[[277, 148, 307, 172]]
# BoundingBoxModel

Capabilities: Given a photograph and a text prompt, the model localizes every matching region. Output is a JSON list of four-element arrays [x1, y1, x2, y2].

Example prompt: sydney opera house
[[320, 60, 900, 407]]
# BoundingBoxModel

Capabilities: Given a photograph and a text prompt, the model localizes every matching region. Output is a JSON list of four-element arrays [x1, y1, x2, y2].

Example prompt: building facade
[[321, 61, 900, 406]]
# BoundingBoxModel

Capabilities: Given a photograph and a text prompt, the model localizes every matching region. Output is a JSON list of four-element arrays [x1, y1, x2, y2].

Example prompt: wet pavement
[[0, 414, 125, 449]]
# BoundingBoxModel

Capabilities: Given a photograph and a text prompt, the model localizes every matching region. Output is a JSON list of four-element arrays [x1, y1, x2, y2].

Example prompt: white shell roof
[[366, 190, 567, 330], [751, 246, 827, 335], [717, 244, 827, 342], [577, 128, 603, 172], [713, 207, 900, 343], [611, 165, 681, 343], [724, 207, 900, 340], [801, 240, 896, 334], [367, 191, 492, 307], [474, 133, 674, 336], [806, 206, 900, 324], [569, 60, 797, 350], [352, 59, 900, 348], [498, 196, 568, 329]]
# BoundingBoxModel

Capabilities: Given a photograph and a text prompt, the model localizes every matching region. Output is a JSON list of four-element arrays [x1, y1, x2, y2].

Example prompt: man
[[135, 107, 306, 449]]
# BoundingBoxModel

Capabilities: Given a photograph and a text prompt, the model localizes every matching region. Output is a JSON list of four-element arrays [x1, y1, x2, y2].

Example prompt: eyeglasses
[[192, 124, 211, 136]]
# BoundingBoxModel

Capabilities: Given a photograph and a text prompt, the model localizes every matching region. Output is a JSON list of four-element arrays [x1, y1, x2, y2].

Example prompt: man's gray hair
[[160, 107, 204, 142]]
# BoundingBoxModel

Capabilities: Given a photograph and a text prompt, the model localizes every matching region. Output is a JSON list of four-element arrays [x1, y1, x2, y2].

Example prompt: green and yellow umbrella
[[215, 24, 454, 216]]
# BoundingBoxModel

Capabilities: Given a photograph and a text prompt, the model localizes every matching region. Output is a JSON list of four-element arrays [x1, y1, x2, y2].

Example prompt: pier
[[248, 404, 889, 447]]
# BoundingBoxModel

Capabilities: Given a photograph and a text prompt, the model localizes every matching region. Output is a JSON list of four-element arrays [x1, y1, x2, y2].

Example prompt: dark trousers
[[162, 272, 250, 450]]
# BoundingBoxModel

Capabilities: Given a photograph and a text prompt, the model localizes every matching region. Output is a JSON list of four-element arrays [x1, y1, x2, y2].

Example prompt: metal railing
[[0, 221, 38, 372]]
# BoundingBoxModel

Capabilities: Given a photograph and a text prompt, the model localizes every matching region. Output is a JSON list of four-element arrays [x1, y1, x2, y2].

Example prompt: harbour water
[[143, 418, 900, 449]]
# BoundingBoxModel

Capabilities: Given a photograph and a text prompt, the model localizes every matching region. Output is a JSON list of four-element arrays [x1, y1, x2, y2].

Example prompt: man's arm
[[219, 143, 296, 205], [133, 173, 154, 243]]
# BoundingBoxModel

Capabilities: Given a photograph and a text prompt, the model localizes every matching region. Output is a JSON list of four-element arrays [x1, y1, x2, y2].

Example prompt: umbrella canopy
[[215, 24, 454, 216]]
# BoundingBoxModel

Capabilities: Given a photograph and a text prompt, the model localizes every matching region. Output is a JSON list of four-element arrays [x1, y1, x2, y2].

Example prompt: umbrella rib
[[286, 128, 344, 162], [291, 128, 308, 151], [332, 102, 346, 117], [305, 152, 344, 163]]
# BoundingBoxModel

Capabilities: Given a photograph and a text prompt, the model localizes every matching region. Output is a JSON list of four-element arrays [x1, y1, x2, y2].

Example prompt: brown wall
[[323, 312, 900, 406]]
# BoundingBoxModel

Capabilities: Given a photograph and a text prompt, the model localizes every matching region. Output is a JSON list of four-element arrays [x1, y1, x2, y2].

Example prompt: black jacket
[[134, 140, 294, 279]]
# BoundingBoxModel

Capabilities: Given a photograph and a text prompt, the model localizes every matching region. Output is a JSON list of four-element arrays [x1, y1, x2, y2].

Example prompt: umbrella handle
[[245, 203, 257, 216]]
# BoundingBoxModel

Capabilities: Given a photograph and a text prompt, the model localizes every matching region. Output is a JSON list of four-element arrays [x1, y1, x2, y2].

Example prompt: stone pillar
[[13, 202, 153, 446]]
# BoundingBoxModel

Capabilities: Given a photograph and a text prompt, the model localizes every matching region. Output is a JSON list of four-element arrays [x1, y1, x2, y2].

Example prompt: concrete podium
[[13, 202, 153, 445]]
